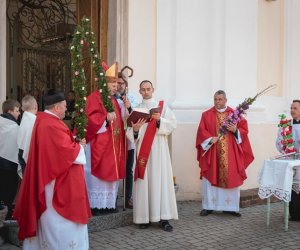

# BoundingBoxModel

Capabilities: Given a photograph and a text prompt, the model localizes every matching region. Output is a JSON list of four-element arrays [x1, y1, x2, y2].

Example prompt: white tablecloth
[[258, 159, 300, 202]]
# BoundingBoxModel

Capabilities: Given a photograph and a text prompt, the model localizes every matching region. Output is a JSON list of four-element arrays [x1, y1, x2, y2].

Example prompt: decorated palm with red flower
[[278, 114, 297, 154]]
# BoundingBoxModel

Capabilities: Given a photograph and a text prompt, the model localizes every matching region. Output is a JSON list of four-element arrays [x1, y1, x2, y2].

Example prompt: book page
[[132, 107, 149, 114]]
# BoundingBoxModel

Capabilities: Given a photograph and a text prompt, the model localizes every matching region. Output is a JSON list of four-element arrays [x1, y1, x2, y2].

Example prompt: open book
[[126, 107, 160, 127]]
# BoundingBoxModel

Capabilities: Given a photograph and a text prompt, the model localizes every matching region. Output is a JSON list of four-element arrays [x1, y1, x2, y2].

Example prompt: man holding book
[[126, 80, 178, 232]]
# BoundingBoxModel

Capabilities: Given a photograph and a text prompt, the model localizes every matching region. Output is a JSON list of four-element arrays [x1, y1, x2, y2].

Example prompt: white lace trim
[[258, 186, 291, 202], [88, 190, 117, 209]]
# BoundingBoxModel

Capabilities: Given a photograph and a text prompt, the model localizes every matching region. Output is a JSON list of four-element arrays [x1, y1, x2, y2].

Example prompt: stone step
[[4, 206, 133, 247], [240, 188, 279, 208]]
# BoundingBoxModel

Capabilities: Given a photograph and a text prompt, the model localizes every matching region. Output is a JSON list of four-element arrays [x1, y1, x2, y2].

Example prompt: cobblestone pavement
[[2, 201, 300, 250]]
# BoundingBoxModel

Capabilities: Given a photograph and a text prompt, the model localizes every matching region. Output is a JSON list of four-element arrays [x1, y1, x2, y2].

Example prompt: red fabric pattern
[[195, 107, 254, 188], [13, 112, 91, 240], [85, 91, 126, 181]]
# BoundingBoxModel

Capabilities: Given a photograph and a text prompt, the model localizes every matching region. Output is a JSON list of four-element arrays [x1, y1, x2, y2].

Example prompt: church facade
[[1, 0, 300, 200]]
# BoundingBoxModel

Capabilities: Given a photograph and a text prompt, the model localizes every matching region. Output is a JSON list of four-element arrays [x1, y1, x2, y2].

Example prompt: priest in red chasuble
[[14, 89, 91, 250], [85, 62, 129, 215], [196, 90, 254, 217]]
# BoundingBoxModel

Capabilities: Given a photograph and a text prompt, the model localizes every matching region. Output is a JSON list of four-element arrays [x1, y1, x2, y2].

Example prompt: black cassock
[[290, 119, 300, 220], [290, 191, 300, 220]]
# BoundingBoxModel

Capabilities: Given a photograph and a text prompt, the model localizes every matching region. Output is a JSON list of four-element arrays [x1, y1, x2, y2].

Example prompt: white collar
[[215, 106, 227, 113], [44, 109, 60, 119], [142, 98, 156, 104]]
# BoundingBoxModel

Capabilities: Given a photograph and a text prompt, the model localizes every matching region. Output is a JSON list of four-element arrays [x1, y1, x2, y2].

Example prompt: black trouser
[[0, 169, 19, 219], [289, 190, 300, 220], [125, 149, 135, 202]]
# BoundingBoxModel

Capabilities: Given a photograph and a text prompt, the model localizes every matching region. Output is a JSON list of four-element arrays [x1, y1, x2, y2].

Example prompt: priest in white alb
[[127, 80, 178, 232]]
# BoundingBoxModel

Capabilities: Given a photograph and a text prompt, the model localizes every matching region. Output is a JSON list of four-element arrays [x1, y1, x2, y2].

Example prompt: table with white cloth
[[258, 159, 300, 231]]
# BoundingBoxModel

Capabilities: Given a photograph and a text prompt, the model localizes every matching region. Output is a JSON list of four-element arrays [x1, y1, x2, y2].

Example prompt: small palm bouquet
[[202, 84, 276, 156], [278, 114, 297, 154]]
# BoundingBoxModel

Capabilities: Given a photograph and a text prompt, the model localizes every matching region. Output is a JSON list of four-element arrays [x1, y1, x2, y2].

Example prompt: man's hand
[[79, 138, 86, 147], [132, 118, 147, 132], [211, 137, 219, 144], [151, 112, 161, 121], [227, 122, 237, 133], [122, 97, 131, 109], [107, 112, 116, 122]]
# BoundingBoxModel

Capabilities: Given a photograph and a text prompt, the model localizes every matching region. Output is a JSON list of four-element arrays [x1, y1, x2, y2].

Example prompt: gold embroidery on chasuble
[[216, 112, 229, 188], [110, 102, 123, 178]]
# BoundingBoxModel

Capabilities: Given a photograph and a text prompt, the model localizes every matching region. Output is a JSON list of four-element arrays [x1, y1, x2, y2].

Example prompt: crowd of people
[[0, 61, 299, 249]]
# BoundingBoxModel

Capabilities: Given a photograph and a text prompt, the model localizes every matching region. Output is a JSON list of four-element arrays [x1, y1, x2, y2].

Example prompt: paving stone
[[3, 201, 300, 249]]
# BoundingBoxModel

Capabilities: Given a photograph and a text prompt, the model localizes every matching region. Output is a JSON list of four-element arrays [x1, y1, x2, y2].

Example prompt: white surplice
[[17, 111, 36, 162], [127, 98, 178, 224], [275, 122, 300, 194], [84, 144, 119, 209], [200, 107, 240, 212], [202, 178, 240, 212], [0, 116, 19, 164], [23, 145, 88, 250], [17, 111, 36, 177]]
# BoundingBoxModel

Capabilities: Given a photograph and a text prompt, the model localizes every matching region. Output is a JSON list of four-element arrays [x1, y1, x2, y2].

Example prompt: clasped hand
[[132, 118, 147, 132], [151, 112, 161, 120], [107, 112, 116, 122], [226, 122, 237, 133]]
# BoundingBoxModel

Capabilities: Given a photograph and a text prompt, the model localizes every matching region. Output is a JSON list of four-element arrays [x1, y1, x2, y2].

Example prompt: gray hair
[[214, 90, 227, 98]]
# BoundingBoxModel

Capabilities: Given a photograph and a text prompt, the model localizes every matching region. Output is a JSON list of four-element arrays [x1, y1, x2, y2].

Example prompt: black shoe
[[159, 220, 173, 232], [138, 223, 151, 229], [289, 217, 300, 221], [91, 208, 101, 216], [223, 211, 241, 217], [125, 199, 133, 209], [110, 208, 119, 213], [200, 209, 213, 216]]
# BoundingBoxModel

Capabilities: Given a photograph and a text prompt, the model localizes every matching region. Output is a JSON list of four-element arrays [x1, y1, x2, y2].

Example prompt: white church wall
[[0, 0, 299, 201], [127, 0, 300, 201]]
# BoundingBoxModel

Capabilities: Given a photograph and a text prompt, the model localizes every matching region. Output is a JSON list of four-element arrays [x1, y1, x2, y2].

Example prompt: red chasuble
[[195, 107, 254, 188], [13, 112, 91, 240], [85, 90, 126, 181]]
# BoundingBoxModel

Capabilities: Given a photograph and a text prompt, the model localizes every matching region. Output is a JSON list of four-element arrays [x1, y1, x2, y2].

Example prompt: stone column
[[285, 0, 300, 102], [0, 0, 6, 104]]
